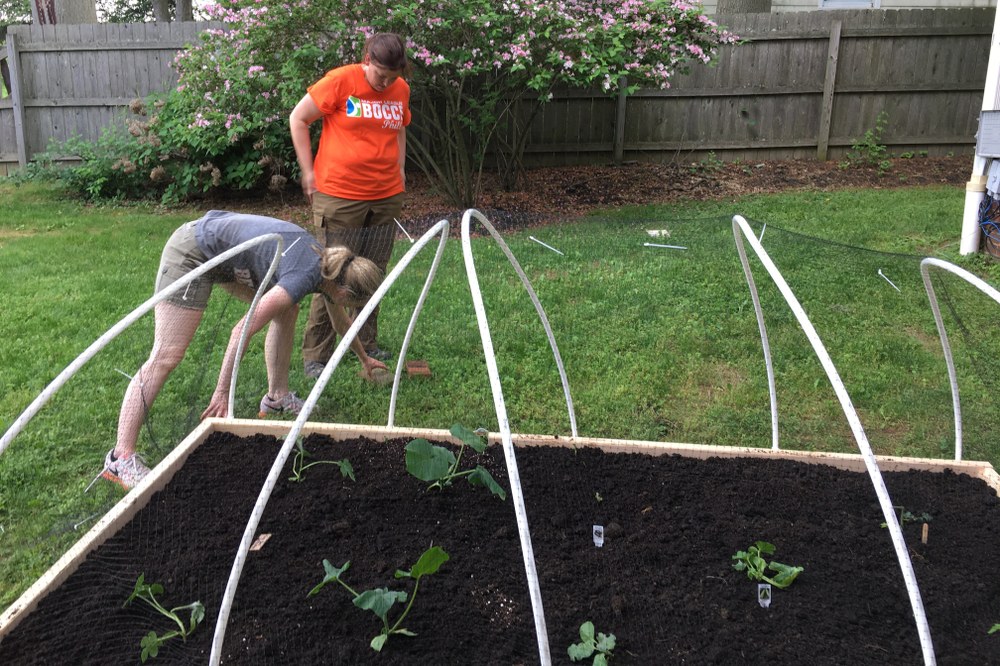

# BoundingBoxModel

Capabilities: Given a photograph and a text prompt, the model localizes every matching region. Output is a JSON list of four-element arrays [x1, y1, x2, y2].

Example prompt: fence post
[[614, 75, 628, 164], [6, 33, 27, 167], [817, 20, 842, 162]]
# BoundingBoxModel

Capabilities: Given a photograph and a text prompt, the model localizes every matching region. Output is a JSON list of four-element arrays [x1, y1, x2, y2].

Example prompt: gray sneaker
[[366, 347, 392, 362], [303, 360, 325, 379], [92, 449, 151, 491], [259, 392, 305, 417]]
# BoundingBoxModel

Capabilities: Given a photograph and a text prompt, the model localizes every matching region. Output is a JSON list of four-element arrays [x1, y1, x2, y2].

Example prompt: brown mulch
[[229, 156, 970, 230]]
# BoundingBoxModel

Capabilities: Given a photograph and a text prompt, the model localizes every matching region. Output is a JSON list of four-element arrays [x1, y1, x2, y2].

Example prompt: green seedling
[[732, 541, 803, 589], [308, 545, 449, 652], [404, 424, 506, 500], [990, 623, 1000, 634], [568, 620, 616, 665], [124, 574, 205, 662], [288, 438, 354, 483], [881, 505, 932, 528]]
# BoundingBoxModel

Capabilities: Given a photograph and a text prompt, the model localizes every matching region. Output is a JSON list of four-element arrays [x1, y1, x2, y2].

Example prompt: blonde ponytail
[[320, 246, 383, 301]]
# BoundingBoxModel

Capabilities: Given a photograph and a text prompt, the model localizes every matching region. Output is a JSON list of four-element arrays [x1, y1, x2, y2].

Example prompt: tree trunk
[[716, 0, 772, 13], [152, 0, 170, 21], [176, 0, 193, 21]]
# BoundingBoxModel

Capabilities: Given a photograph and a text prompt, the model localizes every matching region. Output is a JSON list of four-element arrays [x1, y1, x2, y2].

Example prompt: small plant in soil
[[568, 620, 616, 665], [732, 541, 803, 589], [404, 423, 506, 499], [989, 623, 1000, 634], [308, 545, 449, 652], [881, 505, 932, 528], [123, 574, 205, 662], [287, 438, 354, 483]]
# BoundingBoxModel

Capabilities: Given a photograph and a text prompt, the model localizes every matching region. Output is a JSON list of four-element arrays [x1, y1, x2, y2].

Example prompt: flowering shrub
[[56, 0, 736, 205]]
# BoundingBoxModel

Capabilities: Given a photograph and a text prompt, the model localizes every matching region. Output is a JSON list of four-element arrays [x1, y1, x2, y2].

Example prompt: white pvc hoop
[[919, 257, 1000, 462], [733, 215, 936, 666], [461, 208, 553, 666], [387, 223, 450, 427], [0, 232, 284, 457], [732, 221, 780, 450], [462, 210, 577, 437], [209, 220, 450, 665]]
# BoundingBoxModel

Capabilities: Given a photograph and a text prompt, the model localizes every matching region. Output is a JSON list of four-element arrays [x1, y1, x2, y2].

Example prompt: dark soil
[[3, 430, 1000, 665]]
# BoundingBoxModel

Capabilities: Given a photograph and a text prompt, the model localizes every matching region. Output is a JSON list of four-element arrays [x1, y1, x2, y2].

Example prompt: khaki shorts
[[154, 221, 218, 310]]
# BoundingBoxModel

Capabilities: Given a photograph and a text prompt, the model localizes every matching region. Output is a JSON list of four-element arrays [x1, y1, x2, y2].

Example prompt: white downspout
[[961, 6, 1000, 255]]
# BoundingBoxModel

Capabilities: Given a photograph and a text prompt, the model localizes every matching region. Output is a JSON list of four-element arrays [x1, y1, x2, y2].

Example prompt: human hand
[[300, 172, 317, 202], [361, 357, 390, 384], [201, 393, 230, 420]]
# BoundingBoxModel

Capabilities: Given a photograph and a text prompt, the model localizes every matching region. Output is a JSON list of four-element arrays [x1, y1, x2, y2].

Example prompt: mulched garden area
[[205, 156, 971, 235], [2, 430, 999, 665]]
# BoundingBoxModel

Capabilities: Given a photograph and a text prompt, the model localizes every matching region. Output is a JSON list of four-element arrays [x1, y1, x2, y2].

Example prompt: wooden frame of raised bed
[[3, 417, 998, 643]]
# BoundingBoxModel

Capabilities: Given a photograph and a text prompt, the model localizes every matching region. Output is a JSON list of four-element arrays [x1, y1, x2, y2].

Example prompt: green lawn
[[1, 179, 998, 608]]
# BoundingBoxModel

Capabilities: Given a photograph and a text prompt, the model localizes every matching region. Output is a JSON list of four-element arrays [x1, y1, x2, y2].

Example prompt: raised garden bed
[[2, 421, 1000, 664]]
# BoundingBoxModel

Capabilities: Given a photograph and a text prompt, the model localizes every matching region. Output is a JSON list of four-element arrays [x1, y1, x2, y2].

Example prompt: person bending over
[[97, 210, 386, 490]]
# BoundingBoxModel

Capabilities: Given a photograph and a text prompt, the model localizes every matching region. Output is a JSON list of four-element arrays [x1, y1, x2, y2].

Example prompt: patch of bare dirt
[[209, 156, 970, 231]]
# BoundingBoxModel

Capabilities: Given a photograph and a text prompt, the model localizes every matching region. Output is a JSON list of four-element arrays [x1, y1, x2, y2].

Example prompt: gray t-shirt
[[194, 210, 322, 304]]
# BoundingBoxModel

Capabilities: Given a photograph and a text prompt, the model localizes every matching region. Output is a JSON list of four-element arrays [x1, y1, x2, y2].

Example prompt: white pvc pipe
[[960, 5, 1000, 254], [388, 222, 450, 427], [732, 222, 780, 450], [461, 208, 551, 666], [919, 258, 1000, 462], [209, 220, 450, 666], [463, 212, 578, 437], [733, 215, 936, 666], [0, 233, 284, 457]]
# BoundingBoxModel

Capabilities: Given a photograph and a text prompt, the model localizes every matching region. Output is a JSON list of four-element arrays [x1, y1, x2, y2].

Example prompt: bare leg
[[263, 303, 299, 399], [115, 301, 202, 458]]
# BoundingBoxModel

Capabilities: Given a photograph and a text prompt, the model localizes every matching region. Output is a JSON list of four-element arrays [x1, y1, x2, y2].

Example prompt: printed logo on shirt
[[344, 97, 405, 130], [346, 96, 362, 118]]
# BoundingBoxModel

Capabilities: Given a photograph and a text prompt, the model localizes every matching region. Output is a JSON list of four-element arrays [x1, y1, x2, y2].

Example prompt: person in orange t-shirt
[[289, 33, 411, 377]]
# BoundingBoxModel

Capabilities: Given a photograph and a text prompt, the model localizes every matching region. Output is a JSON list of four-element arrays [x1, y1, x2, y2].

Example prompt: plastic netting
[[1, 210, 998, 664]]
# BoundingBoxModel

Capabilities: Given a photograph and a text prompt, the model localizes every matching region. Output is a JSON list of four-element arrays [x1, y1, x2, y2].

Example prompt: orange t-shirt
[[308, 64, 411, 200]]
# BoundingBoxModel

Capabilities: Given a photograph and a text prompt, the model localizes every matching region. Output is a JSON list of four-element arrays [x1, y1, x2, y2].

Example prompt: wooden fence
[[0, 9, 994, 176], [0, 22, 209, 176]]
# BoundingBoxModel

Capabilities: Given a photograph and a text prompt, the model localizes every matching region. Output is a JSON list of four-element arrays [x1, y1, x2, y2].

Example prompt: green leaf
[[410, 546, 450, 579], [768, 562, 804, 588], [394, 628, 417, 637], [405, 439, 455, 482], [594, 654, 608, 666], [568, 641, 595, 661], [451, 423, 487, 453], [370, 633, 388, 652], [308, 559, 350, 596], [596, 632, 616, 652], [579, 620, 596, 643], [354, 588, 407, 622], [337, 459, 355, 481], [467, 465, 507, 500]]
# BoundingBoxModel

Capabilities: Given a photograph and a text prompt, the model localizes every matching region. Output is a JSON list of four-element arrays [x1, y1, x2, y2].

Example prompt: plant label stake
[[757, 583, 772, 608], [593, 525, 605, 548]]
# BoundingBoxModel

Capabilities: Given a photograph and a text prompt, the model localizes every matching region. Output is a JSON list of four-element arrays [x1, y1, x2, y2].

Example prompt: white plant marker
[[757, 583, 772, 608], [643, 242, 688, 250], [394, 218, 415, 243], [281, 236, 301, 256], [759, 223, 766, 242], [646, 229, 671, 238], [592, 525, 605, 548], [529, 236, 565, 255], [878, 268, 901, 292]]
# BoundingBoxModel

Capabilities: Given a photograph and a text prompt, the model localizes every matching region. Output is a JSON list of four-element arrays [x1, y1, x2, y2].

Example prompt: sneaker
[[89, 449, 151, 492], [259, 392, 305, 417], [303, 360, 325, 379], [366, 347, 392, 362]]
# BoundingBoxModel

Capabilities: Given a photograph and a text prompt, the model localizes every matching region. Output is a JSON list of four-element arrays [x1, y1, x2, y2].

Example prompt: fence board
[[0, 9, 993, 172]]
